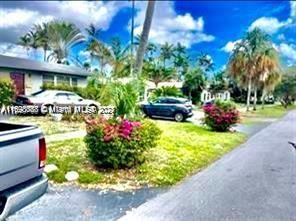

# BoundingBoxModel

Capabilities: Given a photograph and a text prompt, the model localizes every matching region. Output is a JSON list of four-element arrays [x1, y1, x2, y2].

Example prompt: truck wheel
[[174, 112, 184, 122]]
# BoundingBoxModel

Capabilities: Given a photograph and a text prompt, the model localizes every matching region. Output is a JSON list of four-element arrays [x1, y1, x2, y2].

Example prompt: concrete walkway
[[119, 111, 296, 221]]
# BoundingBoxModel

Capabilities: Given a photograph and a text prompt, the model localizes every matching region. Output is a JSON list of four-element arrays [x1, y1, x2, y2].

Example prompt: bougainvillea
[[203, 100, 240, 132], [84, 116, 161, 168]]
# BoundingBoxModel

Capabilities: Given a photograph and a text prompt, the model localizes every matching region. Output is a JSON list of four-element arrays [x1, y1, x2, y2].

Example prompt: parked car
[[0, 122, 48, 220], [141, 97, 193, 122], [14, 90, 100, 113]]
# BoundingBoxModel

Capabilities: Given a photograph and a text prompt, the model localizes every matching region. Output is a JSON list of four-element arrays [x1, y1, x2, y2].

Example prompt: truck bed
[[0, 122, 44, 192]]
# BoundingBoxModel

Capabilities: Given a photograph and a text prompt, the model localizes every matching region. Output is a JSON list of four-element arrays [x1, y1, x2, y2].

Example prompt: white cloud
[[133, 1, 214, 47], [221, 39, 241, 53], [249, 17, 292, 34], [277, 43, 296, 65], [0, 42, 43, 59], [0, 9, 50, 28], [291, 1, 296, 17], [0, 1, 129, 43]]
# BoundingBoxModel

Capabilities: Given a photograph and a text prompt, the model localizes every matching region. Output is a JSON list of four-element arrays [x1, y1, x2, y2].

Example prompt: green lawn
[[9, 116, 85, 135], [240, 104, 295, 124], [47, 120, 246, 188]]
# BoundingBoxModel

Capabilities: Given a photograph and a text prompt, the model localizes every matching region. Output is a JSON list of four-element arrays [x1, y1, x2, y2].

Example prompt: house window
[[57, 75, 70, 85], [43, 74, 54, 85], [72, 78, 78, 86]]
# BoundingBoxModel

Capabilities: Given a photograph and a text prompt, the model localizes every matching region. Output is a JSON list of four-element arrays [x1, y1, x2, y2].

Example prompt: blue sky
[[0, 1, 295, 70]]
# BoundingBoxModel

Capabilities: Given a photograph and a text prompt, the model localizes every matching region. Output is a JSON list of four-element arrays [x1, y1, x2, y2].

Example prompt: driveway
[[119, 111, 296, 221], [7, 186, 165, 221]]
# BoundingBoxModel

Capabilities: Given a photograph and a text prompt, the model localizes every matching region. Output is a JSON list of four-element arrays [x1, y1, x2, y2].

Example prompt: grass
[[46, 120, 246, 188], [9, 116, 84, 135], [240, 104, 296, 124]]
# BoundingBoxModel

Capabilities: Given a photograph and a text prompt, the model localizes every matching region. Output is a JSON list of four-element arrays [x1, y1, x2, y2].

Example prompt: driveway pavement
[[7, 186, 165, 221], [119, 111, 296, 221]]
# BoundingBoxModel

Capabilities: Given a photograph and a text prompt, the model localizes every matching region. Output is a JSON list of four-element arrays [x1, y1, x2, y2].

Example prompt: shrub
[[42, 82, 101, 101], [0, 79, 15, 106], [99, 82, 139, 117], [203, 100, 239, 132], [84, 116, 161, 169]]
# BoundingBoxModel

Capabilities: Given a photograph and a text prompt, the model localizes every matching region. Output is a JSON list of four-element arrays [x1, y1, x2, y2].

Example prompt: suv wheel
[[174, 112, 184, 122]]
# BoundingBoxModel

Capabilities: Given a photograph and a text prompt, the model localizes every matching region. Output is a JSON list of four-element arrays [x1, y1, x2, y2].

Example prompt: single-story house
[[200, 89, 231, 103], [0, 55, 90, 95]]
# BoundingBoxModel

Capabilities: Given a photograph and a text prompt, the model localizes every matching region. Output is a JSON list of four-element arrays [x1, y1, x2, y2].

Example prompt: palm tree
[[35, 23, 50, 61], [184, 67, 205, 101], [261, 71, 281, 109], [83, 62, 91, 71], [145, 61, 176, 87], [19, 34, 31, 56], [197, 52, 214, 72], [228, 28, 280, 111], [47, 21, 85, 64], [27, 30, 39, 59], [85, 23, 100, 39], [109, 37, 130, 77], [134, 0, 156, 76], [173, 43, 189, 80], [160, 42, 174, 68]]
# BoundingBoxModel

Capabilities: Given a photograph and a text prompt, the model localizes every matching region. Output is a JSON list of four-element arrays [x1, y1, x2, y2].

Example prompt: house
[[0, 55, 90, 95], [200, 89, 231, 103]]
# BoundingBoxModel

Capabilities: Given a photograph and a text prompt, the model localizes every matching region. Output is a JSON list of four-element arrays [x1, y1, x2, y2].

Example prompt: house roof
[[0, 55, 90, 77]]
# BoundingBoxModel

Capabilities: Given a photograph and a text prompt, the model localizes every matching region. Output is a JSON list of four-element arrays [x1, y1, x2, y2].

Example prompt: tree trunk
[[261, 91, 266, 109], [134, 0, 155, 76], [246, 78, 252, 111], [43, 49, 47, 61], [189, 90, 192, 102], [253, 86, 257, 111]]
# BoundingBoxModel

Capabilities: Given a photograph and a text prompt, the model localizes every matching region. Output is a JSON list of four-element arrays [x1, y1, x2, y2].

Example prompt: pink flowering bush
[[84, 116, 161, 169], [203, 100, 240, 132]]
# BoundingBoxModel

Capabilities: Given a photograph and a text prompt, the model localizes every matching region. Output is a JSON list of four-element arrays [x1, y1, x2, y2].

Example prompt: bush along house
[[0, 55, 90, 95]]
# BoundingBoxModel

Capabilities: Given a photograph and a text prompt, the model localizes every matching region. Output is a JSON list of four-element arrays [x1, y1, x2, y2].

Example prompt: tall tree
[[197, 52, 214, 72], [160, 42, 174, 68], [145, 61, 176, 87], [228, 28, 280, 111], [184, 67, 205, 101], [35, 23, 50, 61], [109, 37, 130, 77], [173, 43, 189, 80], [19, 34, 31, 56], [134, 0, 156, 76], [47, 21, 85, 63]]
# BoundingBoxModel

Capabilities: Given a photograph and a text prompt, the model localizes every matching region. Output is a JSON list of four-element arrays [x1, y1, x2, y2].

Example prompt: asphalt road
[[119, 111, 296, 221]]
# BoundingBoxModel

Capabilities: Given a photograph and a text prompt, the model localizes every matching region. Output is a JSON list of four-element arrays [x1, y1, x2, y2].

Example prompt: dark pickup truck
[[0, 122, 48, 220]]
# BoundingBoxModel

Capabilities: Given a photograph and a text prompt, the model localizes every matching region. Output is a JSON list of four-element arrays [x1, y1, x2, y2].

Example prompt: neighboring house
[[201, 89, 231, 103], [0, 55, 90, 95]]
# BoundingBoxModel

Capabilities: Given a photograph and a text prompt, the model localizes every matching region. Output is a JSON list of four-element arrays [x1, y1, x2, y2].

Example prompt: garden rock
[[65, 171, 79, 181], [44, 164, 58, 173]]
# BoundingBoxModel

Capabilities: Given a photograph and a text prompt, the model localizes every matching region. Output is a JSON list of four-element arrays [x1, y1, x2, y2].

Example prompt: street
[[119, 111, 296, 221]]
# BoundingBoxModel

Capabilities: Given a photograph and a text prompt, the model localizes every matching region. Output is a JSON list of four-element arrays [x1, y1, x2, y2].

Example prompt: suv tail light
[[39, 138, 46, 169]]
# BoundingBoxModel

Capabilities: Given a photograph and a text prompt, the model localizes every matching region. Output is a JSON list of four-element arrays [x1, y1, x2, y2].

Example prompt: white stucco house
[[200, 89, 231, 103], [0, 55, 90, 95]]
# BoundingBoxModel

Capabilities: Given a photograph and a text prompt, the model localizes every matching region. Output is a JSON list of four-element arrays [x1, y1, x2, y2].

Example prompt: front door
[[10, 72, 25, 95]]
